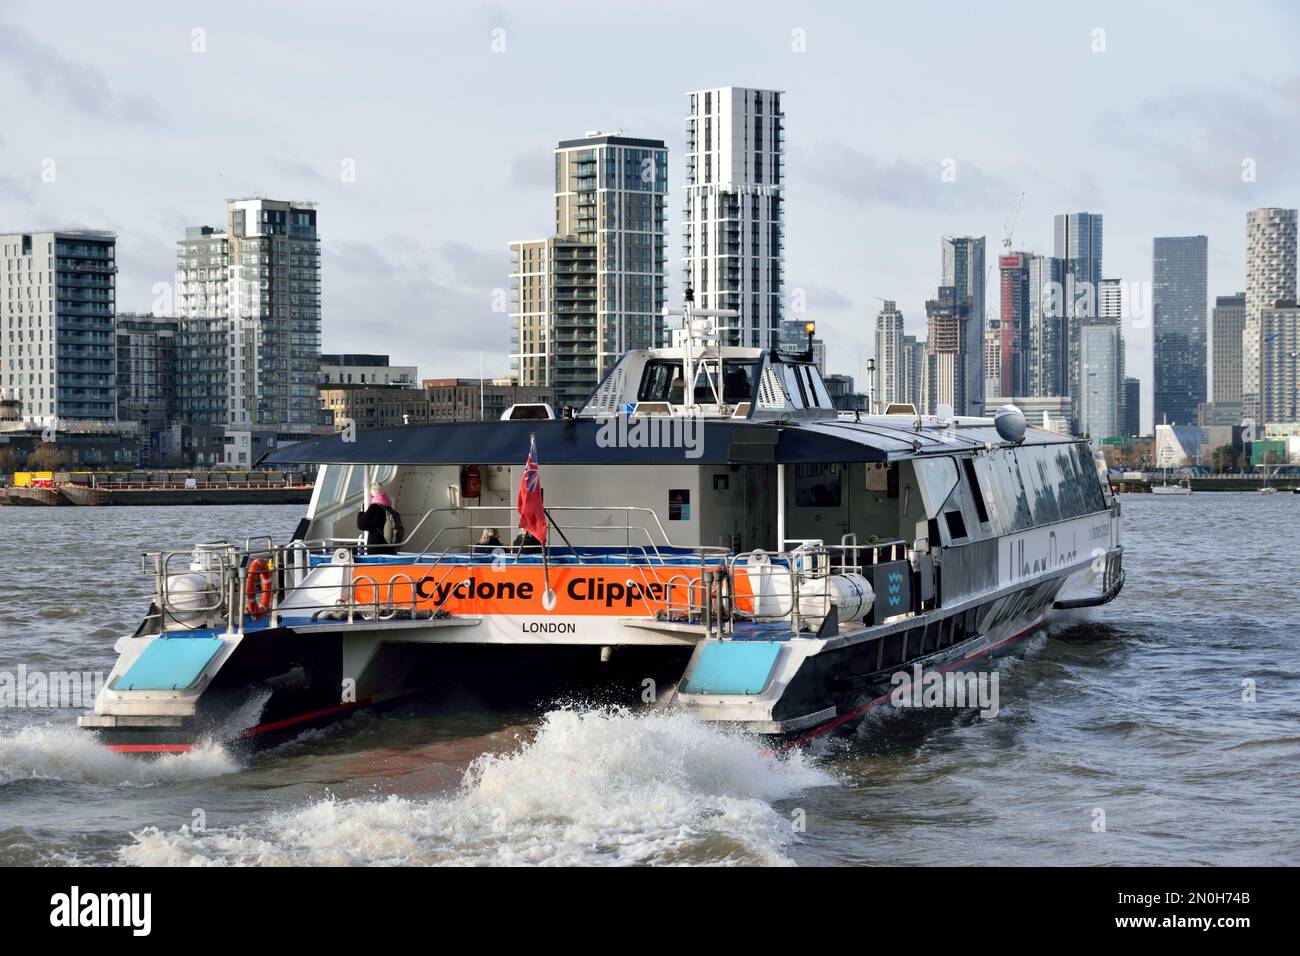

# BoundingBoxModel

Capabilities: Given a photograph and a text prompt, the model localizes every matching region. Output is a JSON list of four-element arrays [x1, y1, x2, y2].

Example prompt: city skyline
[[1, 2, 1298, 435]]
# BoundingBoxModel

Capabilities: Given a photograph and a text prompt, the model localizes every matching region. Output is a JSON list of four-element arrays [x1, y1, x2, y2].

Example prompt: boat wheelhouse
[[80, 307, 1124, 751]]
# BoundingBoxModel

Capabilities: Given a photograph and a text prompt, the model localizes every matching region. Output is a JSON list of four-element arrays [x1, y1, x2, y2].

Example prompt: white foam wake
[[120, 706, 835, 866], [0, 723, 238, 787]]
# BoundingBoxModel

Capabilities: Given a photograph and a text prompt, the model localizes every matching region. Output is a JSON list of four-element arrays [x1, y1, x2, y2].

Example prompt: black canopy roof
[[259, 416, 1074, 468]]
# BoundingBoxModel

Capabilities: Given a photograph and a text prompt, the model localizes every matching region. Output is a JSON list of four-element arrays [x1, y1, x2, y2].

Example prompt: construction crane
[[1002, 191, 1025, 251]]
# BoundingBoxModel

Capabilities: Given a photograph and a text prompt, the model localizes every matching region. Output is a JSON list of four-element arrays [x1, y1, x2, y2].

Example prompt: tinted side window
[[963, 457, 990, 524], [638, 362, 684, 403], [722, 361, 757, 403]]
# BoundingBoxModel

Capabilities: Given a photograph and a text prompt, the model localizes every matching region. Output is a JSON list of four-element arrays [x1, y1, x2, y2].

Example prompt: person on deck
[[357, 483, 400, 555], [513, 529, 542, 552]]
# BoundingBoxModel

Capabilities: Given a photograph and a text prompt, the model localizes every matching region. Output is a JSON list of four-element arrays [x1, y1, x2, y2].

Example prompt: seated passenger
[[478, 528, 503, 547], [513, 530, 542, 552], [724, 367, 751, 403]]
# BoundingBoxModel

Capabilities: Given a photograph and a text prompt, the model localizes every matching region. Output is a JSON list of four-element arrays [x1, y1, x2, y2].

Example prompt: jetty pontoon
[[80, 306, 1124, 752]]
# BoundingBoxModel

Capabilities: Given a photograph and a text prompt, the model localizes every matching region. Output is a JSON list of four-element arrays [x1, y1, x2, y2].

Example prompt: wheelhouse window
[[804, 364, 834, 408], [720, 361, 758, 403], [778, 363, 808, 408], [637, 361, 686, 404], [776, 361, 833, 410], [691, 363, 722, 403], [638, 359, 757, 405]]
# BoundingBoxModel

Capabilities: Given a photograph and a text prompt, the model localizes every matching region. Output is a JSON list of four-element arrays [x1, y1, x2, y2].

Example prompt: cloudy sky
[[2, 0, 1297, 431]]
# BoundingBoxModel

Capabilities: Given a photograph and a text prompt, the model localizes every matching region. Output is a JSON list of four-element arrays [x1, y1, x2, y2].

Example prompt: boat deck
[[156, 614, 802, 643], [308, 545, 739, 568]]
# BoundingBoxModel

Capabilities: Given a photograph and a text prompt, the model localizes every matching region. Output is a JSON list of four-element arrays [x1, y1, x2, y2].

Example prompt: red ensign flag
[[516, 434, 547, 544]]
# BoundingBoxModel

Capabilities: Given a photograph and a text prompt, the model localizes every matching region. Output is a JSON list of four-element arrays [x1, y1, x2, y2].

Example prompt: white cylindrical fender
[[286, 541, 311, 589], [798, 573, 874, 624], [165, 571, 220, 624], [741, 549, 794, 617]]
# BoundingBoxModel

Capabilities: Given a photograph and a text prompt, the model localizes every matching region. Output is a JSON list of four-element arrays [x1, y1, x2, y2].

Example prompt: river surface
[[0, 496, 1296, 866]]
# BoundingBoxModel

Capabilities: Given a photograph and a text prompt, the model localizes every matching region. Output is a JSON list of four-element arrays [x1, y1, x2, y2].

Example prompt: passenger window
[[317, 464, 346, 506], [342, 465, 364, 502], [795, 463, 842, 507], [914, 457, 959, 516], [318, 464, 364, 511], [963, 457, 990, 524]]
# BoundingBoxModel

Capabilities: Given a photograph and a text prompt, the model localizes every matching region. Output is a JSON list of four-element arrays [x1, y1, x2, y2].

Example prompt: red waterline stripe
[[774, 618, 1047, 753], [239, 697, 373, 737], [107, 744, 194, 753]]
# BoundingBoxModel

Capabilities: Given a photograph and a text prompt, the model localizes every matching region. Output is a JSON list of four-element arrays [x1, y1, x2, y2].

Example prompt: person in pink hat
[[357, 482, 401, 554]]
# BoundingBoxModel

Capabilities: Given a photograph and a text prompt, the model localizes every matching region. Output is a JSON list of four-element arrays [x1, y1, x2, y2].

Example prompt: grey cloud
[[269, 157, 328, 184], [0, 174, 36, 207], [481, 3, 516, 36], [793, 283, 853, 312], [439, 241, 511, 292], [0, 23, 166, 125], [1098, 75, 1300, 199], [801, 142, 1016, 210], [329, 238, 394, 276], [509, 151, 553, 190], [324, 239, 512, 374]]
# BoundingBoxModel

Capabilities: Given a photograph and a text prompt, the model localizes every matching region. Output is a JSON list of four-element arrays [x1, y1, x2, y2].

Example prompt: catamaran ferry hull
[[81, 622, 701, 753], [80, 306, 1127, 753], [83, 534, 1122, 753]]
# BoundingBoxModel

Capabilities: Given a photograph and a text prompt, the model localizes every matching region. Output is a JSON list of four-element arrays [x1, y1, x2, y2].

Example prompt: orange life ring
[[244, 557, 274, 620]]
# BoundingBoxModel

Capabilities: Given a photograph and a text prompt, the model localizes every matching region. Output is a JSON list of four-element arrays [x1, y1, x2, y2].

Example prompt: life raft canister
[[461, 465, 481, 500], [244, 557, 274, 620]]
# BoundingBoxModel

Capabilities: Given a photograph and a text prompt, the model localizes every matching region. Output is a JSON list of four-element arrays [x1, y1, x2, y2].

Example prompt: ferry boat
[[79, 302, 1125, 753]]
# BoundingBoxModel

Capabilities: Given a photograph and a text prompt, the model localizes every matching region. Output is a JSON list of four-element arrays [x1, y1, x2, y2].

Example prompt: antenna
[[663, 290, 737, 411]]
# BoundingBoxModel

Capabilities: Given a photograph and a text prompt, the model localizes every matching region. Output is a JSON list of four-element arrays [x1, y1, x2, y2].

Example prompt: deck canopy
[[259, 416, 1076, 468]]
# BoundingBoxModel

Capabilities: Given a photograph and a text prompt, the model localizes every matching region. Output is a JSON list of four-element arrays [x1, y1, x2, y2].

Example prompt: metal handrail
[[151, 544, 236, 630], [143, 533, 830, 641], [402, 505, 681, 561], [725, 546, 844, 637]]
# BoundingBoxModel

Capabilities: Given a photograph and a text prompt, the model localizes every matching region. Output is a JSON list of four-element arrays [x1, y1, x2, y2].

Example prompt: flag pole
[[540, 504, 555, 610], [530, 431, 556, 610]]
